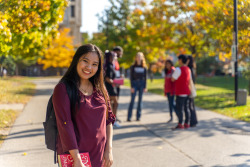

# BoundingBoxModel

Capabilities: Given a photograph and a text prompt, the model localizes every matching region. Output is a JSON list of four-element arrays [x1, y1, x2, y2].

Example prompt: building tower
[[60, 0, 82, 45]]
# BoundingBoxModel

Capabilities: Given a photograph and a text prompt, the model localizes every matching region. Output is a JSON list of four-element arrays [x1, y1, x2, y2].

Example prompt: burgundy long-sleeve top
[[52, 83, 115, 167]]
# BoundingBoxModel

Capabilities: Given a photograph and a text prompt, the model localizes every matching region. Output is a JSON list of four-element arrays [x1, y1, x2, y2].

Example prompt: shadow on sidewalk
[[4, 128, 44, 141], [142, 117, 250, 139], [0, 147, 46, 155]]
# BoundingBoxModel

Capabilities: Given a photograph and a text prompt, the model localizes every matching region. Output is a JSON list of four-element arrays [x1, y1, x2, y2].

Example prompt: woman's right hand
[[69, 149, 86, 167], [131, 88, 135, 93], [73, 159, 86, 167]]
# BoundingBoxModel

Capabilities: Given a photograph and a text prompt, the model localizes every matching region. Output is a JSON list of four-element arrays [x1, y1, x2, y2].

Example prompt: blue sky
[[80, 0, 110, 34]]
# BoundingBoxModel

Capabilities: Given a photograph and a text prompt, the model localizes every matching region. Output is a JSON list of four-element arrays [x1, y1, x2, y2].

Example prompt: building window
[[71, 5, 75, 17]]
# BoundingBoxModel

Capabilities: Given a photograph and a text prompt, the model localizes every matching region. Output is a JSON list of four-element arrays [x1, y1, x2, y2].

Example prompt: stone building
[[60, 0, 82, 45]]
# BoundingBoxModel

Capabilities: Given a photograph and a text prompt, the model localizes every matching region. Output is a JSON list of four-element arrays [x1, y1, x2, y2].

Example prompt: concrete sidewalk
[[0, 79, 58, 167], [113, 87, 250, 167], [0, 78, 250, 167]]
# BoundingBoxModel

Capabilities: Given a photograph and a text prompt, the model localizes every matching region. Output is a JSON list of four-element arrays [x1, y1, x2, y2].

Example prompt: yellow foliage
[[38, 28, 75, 69], [0, 0, 68, 56], [136, 29, 141, 36]]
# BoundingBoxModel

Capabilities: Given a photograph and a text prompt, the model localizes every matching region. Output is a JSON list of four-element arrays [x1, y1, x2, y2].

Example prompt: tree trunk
[[57, 68, 60, 76], [0, 66, 3, 78], [15, 64, 19, 76], [248, 80, 250, 96]]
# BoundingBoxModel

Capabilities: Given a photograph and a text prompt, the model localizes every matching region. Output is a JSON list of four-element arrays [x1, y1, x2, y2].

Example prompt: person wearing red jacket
[[171, 54, 191, 130], [164, 59, 176, 122]]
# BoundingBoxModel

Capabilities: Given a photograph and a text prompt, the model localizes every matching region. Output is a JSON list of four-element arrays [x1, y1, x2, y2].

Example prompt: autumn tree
[[38, 28, 75, 71], [97, 0, 135, 68], [193, 0, 250, 60], [0, 0, 68, 74], [95, 0, 250, 68]]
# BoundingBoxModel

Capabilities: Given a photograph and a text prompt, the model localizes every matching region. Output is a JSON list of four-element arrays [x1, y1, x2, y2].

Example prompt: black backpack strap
[[54, 131, 58, 164], [54, 149, 57, 164]]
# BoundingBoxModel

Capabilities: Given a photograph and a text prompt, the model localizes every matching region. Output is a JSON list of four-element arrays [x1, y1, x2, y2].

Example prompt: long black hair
[[187, 55, 194, 69], [103, 51, 116, 75], [178, 54, 188, 64], [104, 51, 115, 67], [164, 59, 174, 74], [59, 44, 109, 114]]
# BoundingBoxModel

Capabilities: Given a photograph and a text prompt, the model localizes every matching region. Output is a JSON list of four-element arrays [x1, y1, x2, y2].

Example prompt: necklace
[[79, 82, 90, 94]]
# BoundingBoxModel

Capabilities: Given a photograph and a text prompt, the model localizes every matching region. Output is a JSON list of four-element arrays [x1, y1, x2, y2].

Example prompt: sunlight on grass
[[0, 109, 18, 128], [0, 77, 36, 104], [0, 109, 20, 146], [0, 77, 36, 145]]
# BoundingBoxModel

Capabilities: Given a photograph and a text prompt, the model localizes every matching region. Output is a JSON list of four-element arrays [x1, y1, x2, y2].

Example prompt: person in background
[[186, 55, 198, 127], [127, 52, 147, 122], [112, 46, 123, 96], [164, 59, 176, 123], [52, 44, 115, 167], [171, 54, 191, 130], [104, 51, 120, 128], [112, 46, 123, 123], [187, 55, 196, 83]]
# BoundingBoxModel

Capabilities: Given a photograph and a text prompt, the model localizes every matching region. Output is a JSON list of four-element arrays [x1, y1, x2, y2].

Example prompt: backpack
[[43, 83, 72, 164], [43, 95, 58, 164]]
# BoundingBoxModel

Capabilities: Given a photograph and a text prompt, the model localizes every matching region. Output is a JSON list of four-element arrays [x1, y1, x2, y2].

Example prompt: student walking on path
[[127, 52, 147, 122], [171, 54, 191, 129], [185, 55, 198, 127], [164, 60, 176, 122], [52, 44, 115, 167]]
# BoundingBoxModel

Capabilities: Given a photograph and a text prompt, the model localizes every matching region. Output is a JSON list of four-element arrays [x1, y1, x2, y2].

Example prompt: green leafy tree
[[96, 0, 250, 67], [97, 0, 134, 67], [194, 0, 250, 60]]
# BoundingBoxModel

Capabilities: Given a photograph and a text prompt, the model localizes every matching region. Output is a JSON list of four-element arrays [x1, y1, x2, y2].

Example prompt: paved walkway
[[0, 78, 250, 167], [0, 104, 24, 110]]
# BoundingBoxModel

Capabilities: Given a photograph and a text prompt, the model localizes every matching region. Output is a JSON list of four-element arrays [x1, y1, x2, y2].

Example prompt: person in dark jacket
[[112, 46, 123, 97], [104, 51, 120, 127], [164, 59, 176, 122], [127, 52, 147, 121], [112, 46, 123, 123], [185, 55, 198, 127]]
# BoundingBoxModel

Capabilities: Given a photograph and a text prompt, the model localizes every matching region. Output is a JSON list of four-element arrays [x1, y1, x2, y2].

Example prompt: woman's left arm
[[103, 123, 113, 167], [144, 68, 148, 92]]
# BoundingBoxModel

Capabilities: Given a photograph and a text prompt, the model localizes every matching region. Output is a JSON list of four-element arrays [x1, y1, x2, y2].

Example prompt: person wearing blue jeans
[[166, 93, 176, 121], [164, 59, 176, 122], [127, 52, 147, 121]]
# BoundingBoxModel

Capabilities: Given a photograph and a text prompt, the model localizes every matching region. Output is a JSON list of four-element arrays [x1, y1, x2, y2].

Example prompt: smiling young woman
[[52, 44, 116, 167]]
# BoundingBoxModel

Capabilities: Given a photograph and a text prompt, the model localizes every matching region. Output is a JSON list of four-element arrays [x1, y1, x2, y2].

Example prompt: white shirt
[[172, 67, 181, 80]]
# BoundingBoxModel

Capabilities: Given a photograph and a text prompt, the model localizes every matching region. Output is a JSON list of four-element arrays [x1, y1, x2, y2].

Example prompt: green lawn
[[0, 76, 36, 104], [0, 77, 36, 146], [124, 76, 250, 122]]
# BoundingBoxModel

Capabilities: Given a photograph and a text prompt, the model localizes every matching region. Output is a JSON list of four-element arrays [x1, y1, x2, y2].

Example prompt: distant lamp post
[[233, 0, 238, 102]]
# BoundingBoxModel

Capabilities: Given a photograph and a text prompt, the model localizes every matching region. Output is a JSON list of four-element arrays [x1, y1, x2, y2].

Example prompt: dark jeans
[[185, 97, 198, 126], [176, 96, 189, 124], [116, 86, 120, 98], [128, 80, 145, 120], [166, 93, 176, 119]]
